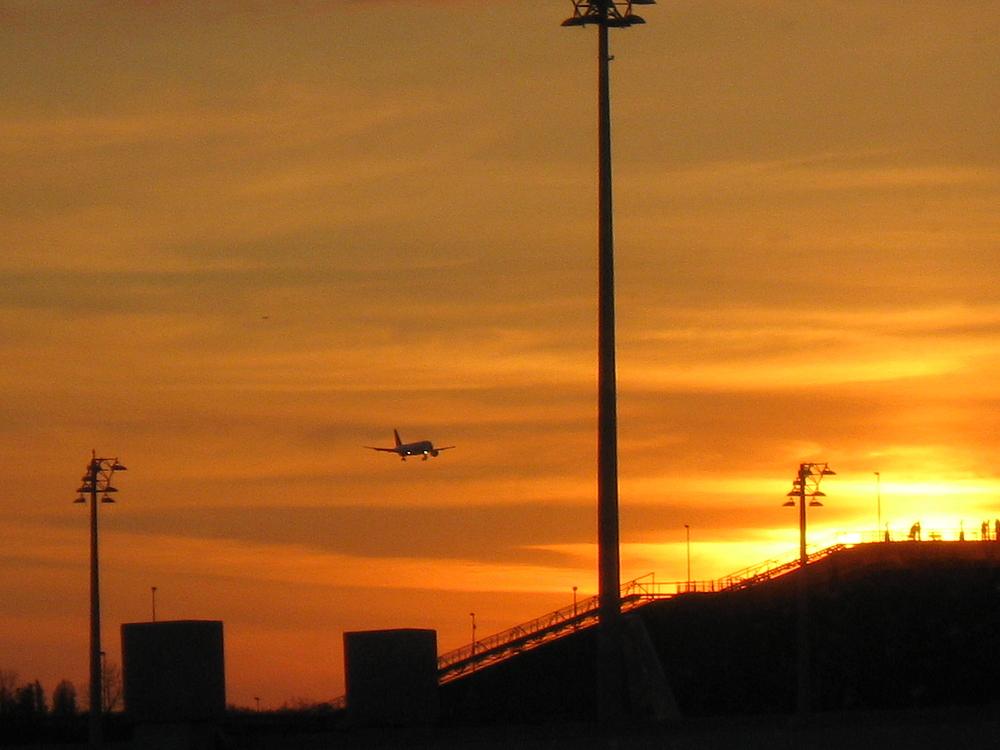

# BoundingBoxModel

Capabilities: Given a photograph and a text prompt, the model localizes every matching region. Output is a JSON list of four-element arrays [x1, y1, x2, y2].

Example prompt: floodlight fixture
[[75, 451, 125, 748], [561, 0, 654, 27]]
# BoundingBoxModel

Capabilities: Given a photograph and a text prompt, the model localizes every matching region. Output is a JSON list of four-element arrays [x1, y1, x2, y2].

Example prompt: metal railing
[[437, 573, 666, 683], [438, 528, 1000, 679], [329, 527, 990, 702], [436, 533, 875, 680]]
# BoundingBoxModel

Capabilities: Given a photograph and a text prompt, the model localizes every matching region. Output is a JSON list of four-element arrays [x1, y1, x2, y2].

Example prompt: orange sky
[[3, 0, 1000, 708]]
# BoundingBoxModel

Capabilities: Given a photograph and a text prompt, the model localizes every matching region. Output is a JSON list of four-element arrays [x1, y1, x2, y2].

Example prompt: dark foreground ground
[[16, 705, 1000, 749], [220, 706, 1000, 750]]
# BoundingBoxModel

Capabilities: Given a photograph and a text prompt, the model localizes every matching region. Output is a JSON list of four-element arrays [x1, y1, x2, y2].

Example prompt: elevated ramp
[[439, 535, 857, 682]]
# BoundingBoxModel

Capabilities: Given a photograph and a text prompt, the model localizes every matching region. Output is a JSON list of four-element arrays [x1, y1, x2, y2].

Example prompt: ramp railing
[[329, 528, 983, 705], [438, 573, 665, 683], [438, 536, 858, 681]]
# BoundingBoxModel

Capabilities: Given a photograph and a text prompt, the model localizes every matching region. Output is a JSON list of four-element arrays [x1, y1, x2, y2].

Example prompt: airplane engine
[[431, 450, 439, 457]]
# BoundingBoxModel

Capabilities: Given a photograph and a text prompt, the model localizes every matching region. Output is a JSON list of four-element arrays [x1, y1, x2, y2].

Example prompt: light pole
[[100, 651, 108, 714], [151, 586, 157, 622], [75, 451, 126, 748], [875, 471, 881, 540], [783, 463, 834, 568], [469, 612, 477, 673], [562, 0, 654, 719], [782, 462, 834, 717], [684, 524, 691, 592]]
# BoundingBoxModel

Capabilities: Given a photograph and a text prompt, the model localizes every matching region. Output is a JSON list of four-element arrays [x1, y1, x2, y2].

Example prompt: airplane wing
[[364, 446, 398, 452], [436, 446, 456, 451]]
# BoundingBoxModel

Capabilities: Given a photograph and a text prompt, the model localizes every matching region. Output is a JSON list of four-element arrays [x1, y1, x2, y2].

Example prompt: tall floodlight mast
[[782, 461, 835, 716], [75, 451, 126, 748], [783, 462, 835, 568], [562, 0, 655, 719]]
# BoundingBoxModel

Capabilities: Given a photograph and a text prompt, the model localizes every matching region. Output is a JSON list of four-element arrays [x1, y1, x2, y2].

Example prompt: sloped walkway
[[438, 534, 856, 682], [332, 529, 981, 706]]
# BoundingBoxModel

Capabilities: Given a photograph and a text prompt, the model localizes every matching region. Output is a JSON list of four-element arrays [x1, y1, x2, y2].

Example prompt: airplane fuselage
[[396, 441, 439, 459], [365, 431, 454, 461]]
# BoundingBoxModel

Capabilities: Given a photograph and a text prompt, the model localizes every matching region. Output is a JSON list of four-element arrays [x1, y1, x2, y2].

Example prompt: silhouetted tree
[[52, 680, 78, 718], [14, 680, 46, 718], [102, 659, 123, 712], [0, 669, 19, 716]]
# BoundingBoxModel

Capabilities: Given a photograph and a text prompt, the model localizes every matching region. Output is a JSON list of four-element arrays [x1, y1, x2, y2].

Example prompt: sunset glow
[[4, 0, 1000, 708]]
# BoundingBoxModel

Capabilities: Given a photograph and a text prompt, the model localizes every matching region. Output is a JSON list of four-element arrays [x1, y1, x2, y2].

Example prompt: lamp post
[[75, 451, 126, 748], [783, 463, 834, 568], [782, 462, 834, 717], [684, 524, 691, 592], [100, 651, 108, 714], [875, 471, 881, 540], [562, 0, 654, 719], [469, 612, 477, 673]]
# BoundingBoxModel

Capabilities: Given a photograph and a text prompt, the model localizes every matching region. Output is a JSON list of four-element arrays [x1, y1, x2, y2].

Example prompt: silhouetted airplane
[[365, 430, 455, 461]]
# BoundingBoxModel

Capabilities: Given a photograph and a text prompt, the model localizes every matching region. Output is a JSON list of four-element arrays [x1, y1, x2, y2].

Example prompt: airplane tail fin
[[393, 429, 402, 448]]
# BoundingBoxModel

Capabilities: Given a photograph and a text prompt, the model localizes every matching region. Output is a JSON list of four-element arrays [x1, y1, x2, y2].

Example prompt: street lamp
[[469, 612, 477, 673], [100, 651, 108, 715], [561, 0, 654, 719], [875, 471, 882, 540], [684, 524, 692, 591], [782, 461, 834, 717], [75, 451, 126, 748]]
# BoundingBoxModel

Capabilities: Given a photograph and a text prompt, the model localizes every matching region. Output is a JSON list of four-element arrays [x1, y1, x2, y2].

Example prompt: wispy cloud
[[5, 0, 1000, 707]]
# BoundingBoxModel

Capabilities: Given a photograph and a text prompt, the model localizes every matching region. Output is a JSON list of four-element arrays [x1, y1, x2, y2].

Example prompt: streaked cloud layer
[[3, 0, 1000, 706]]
